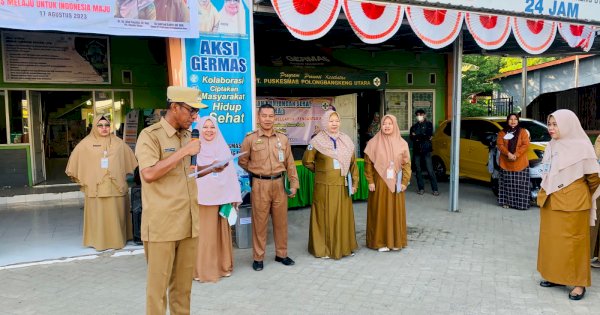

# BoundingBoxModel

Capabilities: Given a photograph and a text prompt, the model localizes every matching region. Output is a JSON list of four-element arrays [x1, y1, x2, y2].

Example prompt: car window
[[468, 120, 499, 142], [442, 121, 471, 139], [498, 120, 551, 142]]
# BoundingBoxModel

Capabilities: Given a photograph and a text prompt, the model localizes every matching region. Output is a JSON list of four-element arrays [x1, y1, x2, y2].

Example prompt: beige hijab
[[540, 110, 600, 224], [364, 115, 410, 192], [310, 110, 355, 177], [66, 115, 138, 197]]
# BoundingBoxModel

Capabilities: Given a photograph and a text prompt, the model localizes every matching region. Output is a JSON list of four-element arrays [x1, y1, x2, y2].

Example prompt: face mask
[[416, 116, 425, 122]]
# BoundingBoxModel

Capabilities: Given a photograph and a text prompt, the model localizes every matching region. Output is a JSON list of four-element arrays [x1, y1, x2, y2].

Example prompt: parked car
[[431, 117, 549, 199]]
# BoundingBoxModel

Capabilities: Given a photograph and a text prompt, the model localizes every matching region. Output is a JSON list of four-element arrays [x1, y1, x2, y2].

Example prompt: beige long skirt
[[83, 195, 132, 251], [193, 205, 233, 283]]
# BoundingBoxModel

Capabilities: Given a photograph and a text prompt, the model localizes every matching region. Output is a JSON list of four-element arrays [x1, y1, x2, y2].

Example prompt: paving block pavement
[[1, 181, 600, 314]]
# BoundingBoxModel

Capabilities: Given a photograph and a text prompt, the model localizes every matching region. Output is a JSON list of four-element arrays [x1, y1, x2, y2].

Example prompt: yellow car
[[431, 117, 548, 185]]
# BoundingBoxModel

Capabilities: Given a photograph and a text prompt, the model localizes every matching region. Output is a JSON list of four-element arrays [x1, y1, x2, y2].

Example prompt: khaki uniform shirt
[[135, 118, 199, 242], [238, 129, 299, 189]]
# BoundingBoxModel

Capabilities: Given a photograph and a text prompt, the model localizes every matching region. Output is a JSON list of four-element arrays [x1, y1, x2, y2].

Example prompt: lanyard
[[329, 136, 337, 150]]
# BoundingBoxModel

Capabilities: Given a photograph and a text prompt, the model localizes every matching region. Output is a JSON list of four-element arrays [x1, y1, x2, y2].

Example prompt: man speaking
[[135, 86, 205, 315]]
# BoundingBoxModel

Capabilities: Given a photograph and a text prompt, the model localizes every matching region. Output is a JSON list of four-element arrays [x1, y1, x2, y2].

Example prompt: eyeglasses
[[97, 123, 111, 128], [178, 103, 199, 117]]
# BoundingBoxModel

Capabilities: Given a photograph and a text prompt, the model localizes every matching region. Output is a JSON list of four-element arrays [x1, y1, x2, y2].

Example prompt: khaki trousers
[[251, 178, 288, 261], [144, 237, 198, 315]]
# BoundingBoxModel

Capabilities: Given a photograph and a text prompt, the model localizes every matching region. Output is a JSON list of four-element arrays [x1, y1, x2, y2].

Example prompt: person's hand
[[508, 153, 516, 161], [212, 161, 228, 173], [352, 186, 358, 194], [288, 187, 297, 198], [368, 183, 375, 192], [183, 139, 201, 156], [401, 184, 407, 192], [232, 202, 241, 209]]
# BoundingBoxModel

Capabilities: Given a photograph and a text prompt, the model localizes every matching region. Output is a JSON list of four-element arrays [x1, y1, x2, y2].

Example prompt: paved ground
[[2, 181, 600, 314]]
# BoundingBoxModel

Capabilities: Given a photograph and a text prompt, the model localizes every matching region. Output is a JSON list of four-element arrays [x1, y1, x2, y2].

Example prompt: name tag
[[164, 148, 176, 152], [387, 168, 394, 179], [333, 159, 340, 169], [278, 150, 285, 162], [101, 158, 109, 169]]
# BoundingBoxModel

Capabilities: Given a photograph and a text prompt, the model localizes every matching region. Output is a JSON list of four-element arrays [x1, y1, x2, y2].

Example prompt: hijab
[[195, 116, 242, 205], [309, 110, 355, 177], [364, 115, 410, 192], [65, 115, 137, 197], [503, 113, 521, 154]]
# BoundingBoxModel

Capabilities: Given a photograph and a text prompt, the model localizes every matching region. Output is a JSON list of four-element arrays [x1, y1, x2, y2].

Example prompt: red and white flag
[[465, 13, 511, 50], [342, 0, 404, 44], [558, 23, 596, 52], [271, 0, 342, 40], [512, 17, 556, 55], [406, 7, 464, 49]]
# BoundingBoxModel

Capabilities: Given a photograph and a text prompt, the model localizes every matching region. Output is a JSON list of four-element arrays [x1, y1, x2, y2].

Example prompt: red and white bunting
[[465, 13, 511, 50], [342, 0, 404, 44], [512, 17, 556, 55], [271, 0, 342, 40], [558, 23, 596, 52], [406, 7, 464, 49]]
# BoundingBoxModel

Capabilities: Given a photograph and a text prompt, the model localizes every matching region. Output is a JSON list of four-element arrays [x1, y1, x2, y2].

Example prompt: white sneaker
[[321, 256, 330, 259], [378, 247, 390, 252]]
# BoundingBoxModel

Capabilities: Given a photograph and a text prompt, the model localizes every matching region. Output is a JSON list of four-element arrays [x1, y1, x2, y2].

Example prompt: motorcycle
[[486, 133, 543, 205]]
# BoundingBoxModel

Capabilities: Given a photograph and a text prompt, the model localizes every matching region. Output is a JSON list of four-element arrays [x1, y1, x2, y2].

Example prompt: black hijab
[[503, 113, 521, 154]]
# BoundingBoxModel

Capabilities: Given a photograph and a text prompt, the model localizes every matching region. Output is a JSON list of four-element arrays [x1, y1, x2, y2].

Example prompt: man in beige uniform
[[239, 104, 299, 271], [135, 86, 205, 315]]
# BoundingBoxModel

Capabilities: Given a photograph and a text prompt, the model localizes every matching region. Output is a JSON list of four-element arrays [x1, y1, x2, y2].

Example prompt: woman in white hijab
[[66, 115, 138, 251], [537, 109, 600, 301]]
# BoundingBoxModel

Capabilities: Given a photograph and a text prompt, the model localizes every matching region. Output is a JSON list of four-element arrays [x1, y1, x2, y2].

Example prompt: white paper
[[188, 151, 248, 177], [387, 168, 394, 179], [396, 170, 403, 193], [227, 208, 238, 226], [240, 217, 252, 225], [333, 159, 341, 169], [347, 173, 353, 196]]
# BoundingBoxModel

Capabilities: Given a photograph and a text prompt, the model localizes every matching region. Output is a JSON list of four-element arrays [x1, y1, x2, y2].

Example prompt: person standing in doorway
[[410, 109, 439, 196], [238, 104, 299, 271], [135, 86, 205, 314], [66, 115, 138, 251]]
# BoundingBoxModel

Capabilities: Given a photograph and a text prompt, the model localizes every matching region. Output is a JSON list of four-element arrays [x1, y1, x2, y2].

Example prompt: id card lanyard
[[101, 150, 109, 169], [330, 137, 341, 169]]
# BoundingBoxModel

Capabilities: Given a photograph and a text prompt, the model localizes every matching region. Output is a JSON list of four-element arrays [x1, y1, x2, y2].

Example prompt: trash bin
[[234, 192, 252, 249]]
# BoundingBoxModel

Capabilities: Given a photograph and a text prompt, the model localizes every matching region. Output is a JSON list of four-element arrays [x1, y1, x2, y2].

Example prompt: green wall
[[0, 33, 168, 109], [332, 49, 447, 127]]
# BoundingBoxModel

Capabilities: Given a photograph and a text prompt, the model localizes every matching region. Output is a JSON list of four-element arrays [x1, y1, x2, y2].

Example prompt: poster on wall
[[0, 1, 198, 38], [123, 110, 139, 151], [184, 0, 254, 152], [257, 97, 334, 145], [2, 31, 110, 84]]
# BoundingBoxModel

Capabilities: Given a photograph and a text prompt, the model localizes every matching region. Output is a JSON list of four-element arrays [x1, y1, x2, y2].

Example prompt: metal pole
[[449, 31, 463, 212], [521, 57, 527, 118]]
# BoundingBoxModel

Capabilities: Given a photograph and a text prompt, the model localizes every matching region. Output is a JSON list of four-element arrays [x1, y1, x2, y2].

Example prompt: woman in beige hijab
[[66, 115, 138, 251], [302, 110, 359, 260], [537, 109, 600, 301], [364, 115, 411, 252], [591, 136, 600, 268]]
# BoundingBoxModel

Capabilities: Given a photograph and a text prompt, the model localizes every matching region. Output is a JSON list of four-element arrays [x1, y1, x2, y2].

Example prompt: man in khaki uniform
[[135, 86, 205, 315], [239, 104, 299, 271]]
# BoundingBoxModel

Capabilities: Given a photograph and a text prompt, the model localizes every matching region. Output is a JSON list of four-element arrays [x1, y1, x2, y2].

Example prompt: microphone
[[191, 129, 199, 166]]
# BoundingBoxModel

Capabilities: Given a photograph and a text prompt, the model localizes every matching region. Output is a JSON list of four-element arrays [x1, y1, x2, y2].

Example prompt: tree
[[499, 57, 557, 73]]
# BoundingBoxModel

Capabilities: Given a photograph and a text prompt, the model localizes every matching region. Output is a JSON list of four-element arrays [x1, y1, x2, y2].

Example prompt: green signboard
[[256, 67, 386, 89]]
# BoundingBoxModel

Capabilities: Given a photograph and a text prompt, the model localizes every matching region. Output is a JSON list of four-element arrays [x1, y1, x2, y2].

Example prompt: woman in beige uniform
[[66, 115, 138, 251], [364, 114, 411, 252], [193, 116, 241, 282], [537, 109, 600, 301], [302, 110, 359, 260]]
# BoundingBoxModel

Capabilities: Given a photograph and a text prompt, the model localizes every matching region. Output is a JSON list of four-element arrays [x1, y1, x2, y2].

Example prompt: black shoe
[[540, 280, 565, 287], [252, 260, 263, 271], [569, 287, 586, 301], [275, 256, 295, 266]]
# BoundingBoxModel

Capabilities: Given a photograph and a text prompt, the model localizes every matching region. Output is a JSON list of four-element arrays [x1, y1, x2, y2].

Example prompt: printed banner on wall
[[2, 31, 110, 84], [257, 97, 334, 145], [123, 109, 139, 151], [184, 0, 254, 152], [0, 0, 198, 38]]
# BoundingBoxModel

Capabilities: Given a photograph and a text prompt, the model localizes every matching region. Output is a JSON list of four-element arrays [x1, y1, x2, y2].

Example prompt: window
[[385, 90, 435, 133], [429, 73, 437, 85], [0, 90, 30, 144], [406, 73, 413, 85], [468, 120, 498, 142]]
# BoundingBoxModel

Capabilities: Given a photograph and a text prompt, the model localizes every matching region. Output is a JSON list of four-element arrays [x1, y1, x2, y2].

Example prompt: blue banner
[[184, 0, 254, 153]]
